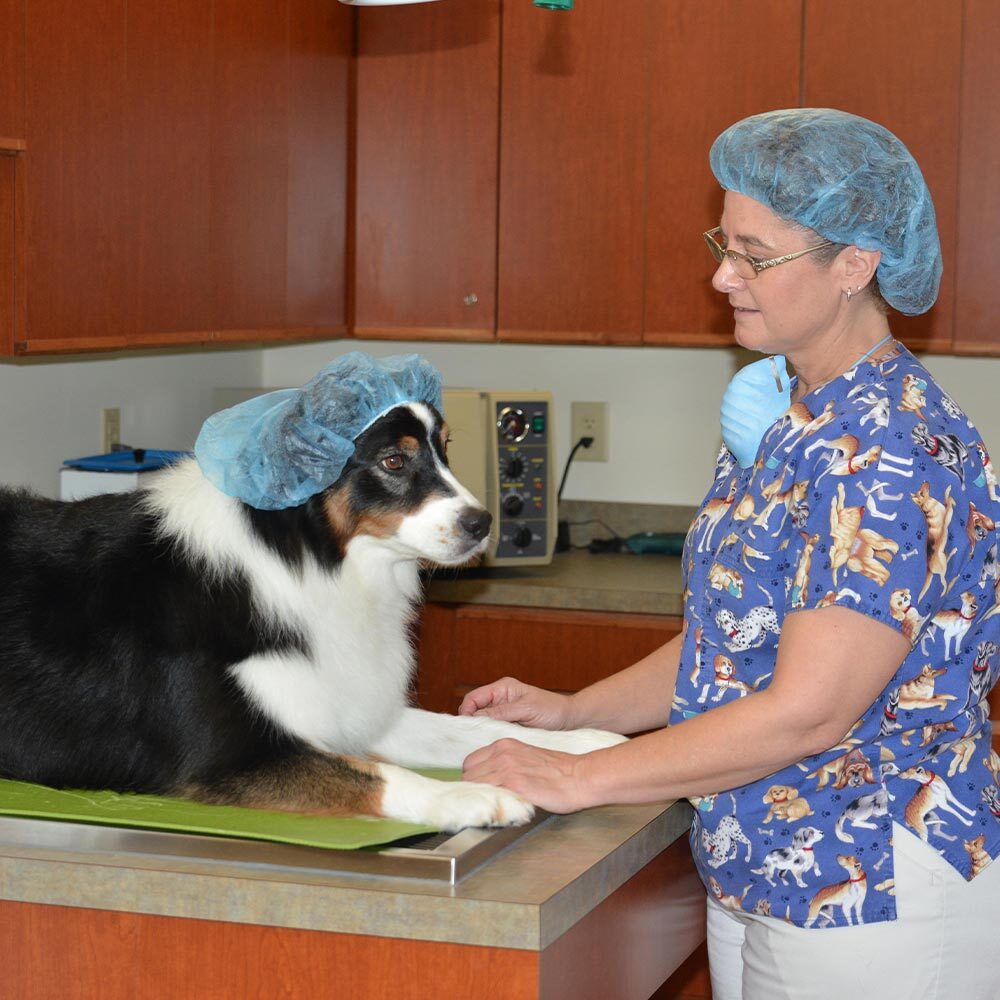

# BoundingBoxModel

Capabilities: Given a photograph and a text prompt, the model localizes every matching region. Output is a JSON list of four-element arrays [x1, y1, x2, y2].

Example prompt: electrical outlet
[[101, 407, 121, 454], [570, 401, 608, 462]]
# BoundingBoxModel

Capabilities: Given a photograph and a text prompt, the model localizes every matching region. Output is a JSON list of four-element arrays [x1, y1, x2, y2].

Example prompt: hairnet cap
[[709, 108, 942, 315], [194, 351, 444, 510]]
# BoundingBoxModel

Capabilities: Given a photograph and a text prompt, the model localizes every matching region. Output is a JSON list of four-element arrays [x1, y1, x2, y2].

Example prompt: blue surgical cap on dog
[[709, 108, 942, 315], [195, 351, 444, 510]]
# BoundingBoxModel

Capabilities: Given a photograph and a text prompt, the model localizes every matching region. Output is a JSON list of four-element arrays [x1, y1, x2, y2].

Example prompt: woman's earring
[[846, 288, 853, 302]]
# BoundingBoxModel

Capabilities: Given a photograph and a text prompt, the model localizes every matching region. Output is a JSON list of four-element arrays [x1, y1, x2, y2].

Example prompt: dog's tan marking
[[184, 752, 385, 816], [355, 509, 406, 539]]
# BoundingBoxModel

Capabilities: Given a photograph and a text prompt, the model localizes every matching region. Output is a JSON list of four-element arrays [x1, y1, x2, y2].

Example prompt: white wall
[[3, 340, 997, 506], [0, 349, 261, 497], [261, 340, 1000, 506]]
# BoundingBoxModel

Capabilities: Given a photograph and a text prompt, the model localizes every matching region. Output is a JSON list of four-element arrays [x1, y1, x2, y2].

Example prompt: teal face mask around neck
[[720, 355, 792, 469]]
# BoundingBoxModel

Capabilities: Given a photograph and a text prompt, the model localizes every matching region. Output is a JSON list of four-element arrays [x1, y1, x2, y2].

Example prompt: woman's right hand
[[457, 677, 574, 731]]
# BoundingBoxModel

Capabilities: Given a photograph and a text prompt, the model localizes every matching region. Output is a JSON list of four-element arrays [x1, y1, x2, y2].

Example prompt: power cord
[[555, 436, 594, 552], [557, 435, 594, 501]]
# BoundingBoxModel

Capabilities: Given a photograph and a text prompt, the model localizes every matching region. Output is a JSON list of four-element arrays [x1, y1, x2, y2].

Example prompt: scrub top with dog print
[[673, 341, 1000, 928]]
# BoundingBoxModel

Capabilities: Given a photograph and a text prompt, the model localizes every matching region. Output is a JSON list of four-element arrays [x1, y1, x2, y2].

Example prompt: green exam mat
[[0, 770, 462, 851]]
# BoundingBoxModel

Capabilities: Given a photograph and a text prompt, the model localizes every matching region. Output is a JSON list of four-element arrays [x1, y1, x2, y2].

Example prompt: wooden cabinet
[[415, 602, 682, 714], [801, 0, 962, 353], [0, 154, 14, 355], [357, 1, 1000, 355], [954, 0, 1000, 355], [496, 0, 649, 345], [643, 1, 801, 346], [6, 0, 351, 356], [354, 0, 500, 342]]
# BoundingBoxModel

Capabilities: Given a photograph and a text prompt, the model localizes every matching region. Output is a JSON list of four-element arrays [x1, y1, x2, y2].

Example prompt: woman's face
[[712, 191, 843, 355]]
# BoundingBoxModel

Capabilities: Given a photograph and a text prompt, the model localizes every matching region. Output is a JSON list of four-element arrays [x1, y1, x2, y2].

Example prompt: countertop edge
[[0, 801, 693, 951]]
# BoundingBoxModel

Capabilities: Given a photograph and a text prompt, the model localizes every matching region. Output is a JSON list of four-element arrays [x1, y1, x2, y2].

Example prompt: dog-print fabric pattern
[[674, 343, 1000, 928]]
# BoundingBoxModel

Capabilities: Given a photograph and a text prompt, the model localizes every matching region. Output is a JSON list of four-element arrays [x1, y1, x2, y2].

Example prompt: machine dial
[[502, 493, 524, 517], [512, 526, 533, 549], [504, 456, 525, 479]]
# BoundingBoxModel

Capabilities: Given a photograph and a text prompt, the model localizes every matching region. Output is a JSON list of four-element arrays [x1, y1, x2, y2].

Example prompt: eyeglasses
[[703, 227, 834, 281]]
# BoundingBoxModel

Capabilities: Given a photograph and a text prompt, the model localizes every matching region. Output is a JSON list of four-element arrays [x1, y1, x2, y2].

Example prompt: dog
[[967, 501, 996, 548], [761, 784, 814, 823], [834, 762, 899, 843], [804, 855, 867, 927], [970, 640, 999, 709], [0, 403, 623, 832], [911, 481, 957, 600], [919, 591, 979, 660], [898, 373, 929, 422], [829, 482, 898, 586], [804, 433, 882, 485], [888, 587, 926, 645], [898, 765, 976, 842], [806, 747, 877, 791], [708, 561, 744, 598], [896, 664, 958, 712], [752, 826, 824, 888], [715, 605, 782, 652], [911, 422, 969, 487], [701, 795, 754, 869]]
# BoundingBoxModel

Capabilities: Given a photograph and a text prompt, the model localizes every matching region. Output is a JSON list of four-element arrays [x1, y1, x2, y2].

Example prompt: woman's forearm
[[566, 632, 683, 734], [575, 685, 832, 807]]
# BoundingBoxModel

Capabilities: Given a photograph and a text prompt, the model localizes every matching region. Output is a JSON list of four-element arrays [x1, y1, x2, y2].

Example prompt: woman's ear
[[842, 246, 881, 293]]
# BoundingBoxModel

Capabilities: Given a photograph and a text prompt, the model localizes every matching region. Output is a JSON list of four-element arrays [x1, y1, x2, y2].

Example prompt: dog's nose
[[459, 507, 492, 541]]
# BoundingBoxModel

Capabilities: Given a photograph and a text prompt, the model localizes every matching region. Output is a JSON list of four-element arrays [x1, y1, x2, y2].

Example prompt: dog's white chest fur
[[232, 538, 420, 753]]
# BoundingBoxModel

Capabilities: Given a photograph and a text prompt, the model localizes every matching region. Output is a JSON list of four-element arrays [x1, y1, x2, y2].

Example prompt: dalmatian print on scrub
[[674, 342, 1000, 928]]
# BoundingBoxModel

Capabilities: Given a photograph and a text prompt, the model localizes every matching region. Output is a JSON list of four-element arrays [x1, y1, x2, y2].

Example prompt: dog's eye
[[381, 454, 406, 472]]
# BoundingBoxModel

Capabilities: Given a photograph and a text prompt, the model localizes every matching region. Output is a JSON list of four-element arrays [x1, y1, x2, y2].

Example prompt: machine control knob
[[513, 526, 533, 549], [502, 493, 524, 517], [504, 456, 525, 479]]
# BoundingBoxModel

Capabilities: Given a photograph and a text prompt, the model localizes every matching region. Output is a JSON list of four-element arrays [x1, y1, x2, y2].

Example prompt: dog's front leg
[[369, 707, 627, 769]]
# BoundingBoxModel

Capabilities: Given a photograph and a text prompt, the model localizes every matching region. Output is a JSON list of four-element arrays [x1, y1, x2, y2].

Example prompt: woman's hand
[[462, 739, 591, 814], [457, 677, 574, 730]]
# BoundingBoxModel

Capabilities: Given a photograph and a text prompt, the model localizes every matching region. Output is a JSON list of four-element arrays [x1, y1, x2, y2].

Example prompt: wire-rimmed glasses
[[703, 227, 834, 280]]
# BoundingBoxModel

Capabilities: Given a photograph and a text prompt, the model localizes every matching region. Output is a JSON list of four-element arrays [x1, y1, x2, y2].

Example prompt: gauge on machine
[[496, 407, 528, 442]]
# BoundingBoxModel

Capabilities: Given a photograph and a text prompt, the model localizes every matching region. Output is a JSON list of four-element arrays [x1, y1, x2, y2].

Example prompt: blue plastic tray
[[62, 449, 190, 473]]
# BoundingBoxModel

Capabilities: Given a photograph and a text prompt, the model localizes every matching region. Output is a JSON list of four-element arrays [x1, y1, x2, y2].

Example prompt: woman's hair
[[710, 109, 940, 316]]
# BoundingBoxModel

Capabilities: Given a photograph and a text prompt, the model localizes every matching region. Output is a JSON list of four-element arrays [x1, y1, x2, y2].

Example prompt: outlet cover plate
[[570, 401, 608, 462]]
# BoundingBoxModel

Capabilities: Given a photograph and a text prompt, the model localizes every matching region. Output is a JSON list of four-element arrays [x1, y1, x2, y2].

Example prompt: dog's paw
[[428, 781, 535, 832], [378, 764, 534, 832], [532, 727, 628, 755]]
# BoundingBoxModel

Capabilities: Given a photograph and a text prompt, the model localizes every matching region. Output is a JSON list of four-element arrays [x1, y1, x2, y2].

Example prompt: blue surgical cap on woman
[[709, 108, 942, 315], [194, 351, 444, 510]]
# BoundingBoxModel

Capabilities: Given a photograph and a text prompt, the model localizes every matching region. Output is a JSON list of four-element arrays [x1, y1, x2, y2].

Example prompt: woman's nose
[[711, 257, 745, 295]]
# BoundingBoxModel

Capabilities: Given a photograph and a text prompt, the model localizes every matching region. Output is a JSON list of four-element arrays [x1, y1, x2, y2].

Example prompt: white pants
[[707, 823, 1000, 1000]]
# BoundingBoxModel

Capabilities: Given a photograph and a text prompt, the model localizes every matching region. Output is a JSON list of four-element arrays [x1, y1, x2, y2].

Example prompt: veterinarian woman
[[461, 108, 1000, 999]]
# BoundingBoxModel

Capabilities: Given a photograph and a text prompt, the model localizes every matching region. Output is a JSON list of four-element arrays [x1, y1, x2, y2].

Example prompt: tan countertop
[[425, 549, 686, 616], [0, 800, 695, 951]]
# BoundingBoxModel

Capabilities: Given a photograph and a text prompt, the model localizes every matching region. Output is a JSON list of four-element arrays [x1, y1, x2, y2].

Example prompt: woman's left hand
[[462, 739, 591, 814]]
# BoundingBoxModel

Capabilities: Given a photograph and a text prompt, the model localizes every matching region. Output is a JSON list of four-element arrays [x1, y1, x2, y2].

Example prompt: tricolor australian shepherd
[[0, 403, 622, 831]]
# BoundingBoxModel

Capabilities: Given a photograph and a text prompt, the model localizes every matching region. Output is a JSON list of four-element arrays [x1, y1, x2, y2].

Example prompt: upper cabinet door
[[24, 0, 130, 353], [644, 2, 801, 346], [354, 0, 500, 342], [955, 0, 1000, 355], [12, 0, 351, 355], [497, 0, 649, 344], [0, 0, 24, 144], [802, 0, 962, 353]]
